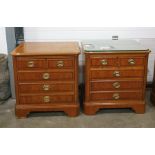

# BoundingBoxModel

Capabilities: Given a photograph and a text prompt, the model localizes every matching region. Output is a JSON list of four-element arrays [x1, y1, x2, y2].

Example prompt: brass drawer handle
[[43, 73, 50, 80], [57, 61, 64, 68], [113, 82, 120, 89], [42, 84, 50, 91], [113, 71, 120, 77], [43, 96, 50, 103], [128, 59, 135, 65], [27, 61, 34, 67], [101, 59, 108, 65], [113, 93, 120, 100]]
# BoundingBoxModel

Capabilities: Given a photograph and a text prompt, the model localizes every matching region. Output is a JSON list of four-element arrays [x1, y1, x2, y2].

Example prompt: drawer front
[[19, 95, 74, 104], [17, 71, 74, 81], [90, 57, 117, 67], [16, 58, 46, 70], [48, 59, 74, 69], [18, 83, 74, 93], [91, 70, 144, 79], [91, 80, 143, 91], [90, 91, 142, 101], [119, 57, 144, 66]]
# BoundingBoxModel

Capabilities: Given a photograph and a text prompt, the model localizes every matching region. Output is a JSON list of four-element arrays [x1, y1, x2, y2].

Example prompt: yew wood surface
[[12, 42, 80, 118], [84, 51, 150, 114], [12, 42, 80, 56]]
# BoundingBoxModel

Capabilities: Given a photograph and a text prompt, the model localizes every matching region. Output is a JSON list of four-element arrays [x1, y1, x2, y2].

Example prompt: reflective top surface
[[82, 40, 148, 52]]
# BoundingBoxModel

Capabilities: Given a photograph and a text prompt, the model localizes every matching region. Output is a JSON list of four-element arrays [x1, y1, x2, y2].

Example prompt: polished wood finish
[[90, 91, 143, 100], [16, 58, 47, 70], [91, 69, 144, 79], [48, 59, 74, 69], [17, 71, 74, 81], [84, 52, 150, 114], [18, 82, 74, 93], [19, 94, 74, 104], [91, 80, 143, 91], [90, 57, 117, 67], [12, 42, 80, 55], [119, 57, 144, 66], [12, 42, 80, 118]]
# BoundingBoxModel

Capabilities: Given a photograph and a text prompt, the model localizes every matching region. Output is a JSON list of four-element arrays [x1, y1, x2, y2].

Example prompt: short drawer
[[90, 91, 143, 101], [48, 59, 74, 69], [17, 71, 74, 81], [16, 57, 46, 70], [90, 57, 117, 67], [90, 80, 143, 91], [91, 69, 144, 79], [19, 94, 74, 104], [18, 83, 74, 93], [119, 57, 144, 66]]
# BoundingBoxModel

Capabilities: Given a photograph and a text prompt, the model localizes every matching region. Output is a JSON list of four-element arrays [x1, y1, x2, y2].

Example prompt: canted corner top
[[11, 42, 81, 56]]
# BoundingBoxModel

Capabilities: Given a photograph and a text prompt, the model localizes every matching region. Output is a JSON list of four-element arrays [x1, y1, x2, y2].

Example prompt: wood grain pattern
[[119, 57, 144, 66], [17, 58, 47, 70], [12, 42, 80, 55], [90, 69, 144, 79], [19, 94, 74, 104], [90, 56, 144, 67], [90, 80, 143, 91], [18, 82, 74, 93], [17, 71, 74, 81], [90, 57, 117, 67], [12, 42, 80, 118], [90, 91, 143, 100], [84, 51, 150, 114], [48, 59, 74, 69]]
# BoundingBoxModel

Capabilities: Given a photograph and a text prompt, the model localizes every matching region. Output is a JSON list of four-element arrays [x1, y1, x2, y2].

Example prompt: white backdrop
[[24, 27, 155, 40]]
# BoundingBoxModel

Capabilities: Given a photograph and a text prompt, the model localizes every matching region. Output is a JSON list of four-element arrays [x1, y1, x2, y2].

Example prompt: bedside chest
[[82, 40, 150, 114], [12, 42, 80, 118]]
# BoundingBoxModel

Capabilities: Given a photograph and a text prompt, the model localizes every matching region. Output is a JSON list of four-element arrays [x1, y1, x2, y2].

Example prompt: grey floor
[[0, 89, 155, 128]]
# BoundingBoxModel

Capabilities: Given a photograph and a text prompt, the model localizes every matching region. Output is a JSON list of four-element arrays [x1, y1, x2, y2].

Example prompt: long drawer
[[19, 94, 74, 104], [18, 82, 74, 94], [90, 80, 143, 91], [17, 71, 74, 81], [90, 69, 144, 79], [90, 91, 143, 101]]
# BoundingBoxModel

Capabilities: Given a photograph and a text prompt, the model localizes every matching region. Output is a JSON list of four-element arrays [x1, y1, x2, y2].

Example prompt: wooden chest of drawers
[[83, 41, 150, 114], [12, 42, 80, 118]]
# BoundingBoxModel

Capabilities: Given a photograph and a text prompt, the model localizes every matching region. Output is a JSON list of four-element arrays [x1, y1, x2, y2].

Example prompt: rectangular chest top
[[11, 42, 80, 56], [82, 40, 150, 53]]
